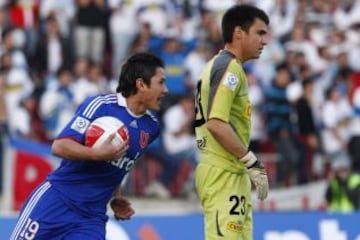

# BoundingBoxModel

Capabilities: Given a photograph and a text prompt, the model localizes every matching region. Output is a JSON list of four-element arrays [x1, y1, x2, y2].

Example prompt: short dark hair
[[221, 4, 269, 44], [116, 52, 164, 97]]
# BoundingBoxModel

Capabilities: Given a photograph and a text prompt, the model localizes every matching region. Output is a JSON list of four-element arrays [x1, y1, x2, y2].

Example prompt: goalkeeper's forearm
[[238, 151, 258, 168]]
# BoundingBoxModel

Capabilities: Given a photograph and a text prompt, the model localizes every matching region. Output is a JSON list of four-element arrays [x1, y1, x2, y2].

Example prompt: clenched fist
[[110, 196, 135, 220]]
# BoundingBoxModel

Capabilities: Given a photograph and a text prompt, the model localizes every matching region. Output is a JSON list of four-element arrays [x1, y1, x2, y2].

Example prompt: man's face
[[143, 67, 168, 111], [242, 18, 269, 60]]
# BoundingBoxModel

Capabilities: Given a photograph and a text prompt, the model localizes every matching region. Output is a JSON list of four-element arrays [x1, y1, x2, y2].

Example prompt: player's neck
[[224, 44, 245, 62], [125, 96, 146, 116]]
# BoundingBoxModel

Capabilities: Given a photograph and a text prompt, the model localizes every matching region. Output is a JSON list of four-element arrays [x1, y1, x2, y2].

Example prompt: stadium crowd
[[1, 0, 360, 202]]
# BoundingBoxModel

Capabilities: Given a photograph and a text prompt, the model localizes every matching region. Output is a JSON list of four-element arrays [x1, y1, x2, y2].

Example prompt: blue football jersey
[[47, 93, 160, 220]]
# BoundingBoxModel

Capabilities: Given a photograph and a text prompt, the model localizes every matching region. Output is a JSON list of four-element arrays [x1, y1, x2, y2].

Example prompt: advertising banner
[[1, 212, 359, 240], [2, 137, 60, 211]]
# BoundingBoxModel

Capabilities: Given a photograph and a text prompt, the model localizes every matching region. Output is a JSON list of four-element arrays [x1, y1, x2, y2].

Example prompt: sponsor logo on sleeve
[[70, 116, 90, 134], [222, 72, 239, 91]]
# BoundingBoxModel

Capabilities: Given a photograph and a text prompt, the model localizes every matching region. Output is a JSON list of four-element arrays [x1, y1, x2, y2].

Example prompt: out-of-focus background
[[1, 0, 360, 239]]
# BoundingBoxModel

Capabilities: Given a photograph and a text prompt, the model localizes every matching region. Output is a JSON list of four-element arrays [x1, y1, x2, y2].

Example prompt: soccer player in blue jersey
[[10, 52, 168, 240]]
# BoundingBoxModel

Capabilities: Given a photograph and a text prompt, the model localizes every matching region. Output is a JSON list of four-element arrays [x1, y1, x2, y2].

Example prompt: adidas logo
[[130, 120, 138, 128]]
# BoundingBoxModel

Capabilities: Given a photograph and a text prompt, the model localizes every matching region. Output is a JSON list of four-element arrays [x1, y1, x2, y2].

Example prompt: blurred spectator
[[349, 80, 360, 172], [73, 57, 90, 81], [327, 52, 354, 98], [136, 0, 171, 37], [8, 0, 39, 58], [10, 93, 39, 139], [195, 8, 222, 54], [162, 94, 197, 167], [0, 64, 7, 123], [285, 22, 322, 73], [108, 0, 140, 77], [333, 67, 353, 98], [172, 0, 201, 41], [0, 63, 7, 197], [347, 24, 360, 71], [73, 0, 107, 64], [332, 0, 360, 32], [39, 0, 75, 39], [1, 28, 28, 69], [248, 73, 265, 153], [251, 37, 285, 88], [1, 52, 34, 136], [325, 153, 360, 212], [39, 67, 76, 140], [305, 0, 333, 29], [201, 0, 236, 27], [294, 79, 322, 182], [144, 95, 198, 198], [150, 32, 197, 98], [315, 46, 332, 81], [265, 63, 300, 185], [307, 21, 327, 49], [31, 15, 73, 82], [73, 62, 109, 106], [267, 0, 298, 43], [128, 22, 152, 56], [0, 7, 8, 44], [327, 29, 350, 59], [320, 85, 352, 165], [183, 40, 210, 94]]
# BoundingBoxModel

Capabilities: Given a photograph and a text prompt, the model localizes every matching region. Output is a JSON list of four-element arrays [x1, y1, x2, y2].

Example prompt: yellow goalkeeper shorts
[[195, 161, 253, 240]]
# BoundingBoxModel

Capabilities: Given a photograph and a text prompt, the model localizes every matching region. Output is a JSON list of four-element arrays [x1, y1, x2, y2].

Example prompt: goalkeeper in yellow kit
[[194, 4, 270, 240]]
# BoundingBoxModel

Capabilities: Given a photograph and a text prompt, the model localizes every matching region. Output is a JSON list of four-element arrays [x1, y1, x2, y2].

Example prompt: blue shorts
[[10, 182, 106, 240]]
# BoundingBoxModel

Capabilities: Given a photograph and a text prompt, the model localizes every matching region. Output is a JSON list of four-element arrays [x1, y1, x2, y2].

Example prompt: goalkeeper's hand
[[110, 196, 135, 220], [239, 151, 269, 201]]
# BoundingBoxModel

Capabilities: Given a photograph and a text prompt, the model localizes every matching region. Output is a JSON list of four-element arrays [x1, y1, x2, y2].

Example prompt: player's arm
[[207, 119, 268, 200], [207, 120, 263, 170], [207, 118, 247, 158], [52, 134, 128, 161]]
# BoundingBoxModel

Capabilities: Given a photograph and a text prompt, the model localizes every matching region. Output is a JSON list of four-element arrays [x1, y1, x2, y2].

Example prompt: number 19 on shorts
[[19, 218, 40, 240]]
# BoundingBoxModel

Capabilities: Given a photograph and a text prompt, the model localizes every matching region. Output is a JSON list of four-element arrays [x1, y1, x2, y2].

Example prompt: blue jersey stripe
[[83, 95, 117, 118], [83, 95, 102, 117], [86, 99, 118, 119], [11, 182, 51, 240], [82, 95, 117, 119]]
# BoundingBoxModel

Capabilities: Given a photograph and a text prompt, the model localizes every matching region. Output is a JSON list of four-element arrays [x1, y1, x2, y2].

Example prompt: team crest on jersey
[[71, 116, 90, 134], [140, 131, 149, 148], [223, 72, 239, 91]]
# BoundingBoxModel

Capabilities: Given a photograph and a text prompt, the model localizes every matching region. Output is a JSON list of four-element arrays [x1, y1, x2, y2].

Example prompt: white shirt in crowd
[[162, 103, 196, 154]]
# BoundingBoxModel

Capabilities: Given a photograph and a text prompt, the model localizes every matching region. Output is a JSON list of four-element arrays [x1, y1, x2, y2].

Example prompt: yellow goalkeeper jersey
[[195, 50, 251, 173]]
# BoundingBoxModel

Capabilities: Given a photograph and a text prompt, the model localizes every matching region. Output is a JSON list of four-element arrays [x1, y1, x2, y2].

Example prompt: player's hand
[[95, 133, 129, 161], [239, 151, 269, 201], [110, 196, 135, 220]]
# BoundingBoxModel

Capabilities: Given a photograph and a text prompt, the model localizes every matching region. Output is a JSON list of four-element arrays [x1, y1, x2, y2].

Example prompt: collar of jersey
[[117, 93, 147, 118]]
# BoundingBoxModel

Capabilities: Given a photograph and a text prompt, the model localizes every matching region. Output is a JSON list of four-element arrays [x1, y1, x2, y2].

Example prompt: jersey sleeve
[[147, 115, 161, 144], [56, 95, 105, 143], [207, 60, 244, 122]]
